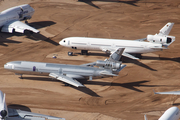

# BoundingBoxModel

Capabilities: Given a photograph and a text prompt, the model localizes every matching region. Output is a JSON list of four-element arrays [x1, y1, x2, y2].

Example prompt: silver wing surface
[[1, 20, 39, 33], [153, 90, 180, 95], [8, 108, 65, 120], [49, 73, 84, 87]]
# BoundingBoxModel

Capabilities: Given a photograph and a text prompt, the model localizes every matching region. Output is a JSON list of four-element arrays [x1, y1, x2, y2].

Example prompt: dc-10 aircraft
[[144, 107, 180, 120], [0, 4, 39, 34], [60, 22, 175, 60], [4, 48, 126, 87], [0, 90, 65, 120]]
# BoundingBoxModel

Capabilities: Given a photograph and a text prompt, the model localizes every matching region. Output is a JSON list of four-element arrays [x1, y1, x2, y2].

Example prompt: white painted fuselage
[[60, 37, 163, 54]]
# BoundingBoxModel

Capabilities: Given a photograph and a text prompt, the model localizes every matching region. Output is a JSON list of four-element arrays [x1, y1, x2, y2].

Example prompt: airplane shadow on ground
[[8, 104, 31, 112], [78, 0, 140, 9], [21, 76, 100, 97], [83, 80, 180, 92], [0, 21, 59, 46]]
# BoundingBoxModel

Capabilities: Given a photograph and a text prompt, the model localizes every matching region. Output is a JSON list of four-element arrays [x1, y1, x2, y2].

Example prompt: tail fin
[[158, 22, 174, 36], [108, 48, 125, 62]]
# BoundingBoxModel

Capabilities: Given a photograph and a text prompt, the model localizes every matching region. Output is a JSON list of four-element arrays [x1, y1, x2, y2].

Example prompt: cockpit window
[[63, 40, 65, 42]]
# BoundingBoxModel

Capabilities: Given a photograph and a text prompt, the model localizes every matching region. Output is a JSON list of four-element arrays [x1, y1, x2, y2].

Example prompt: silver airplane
[[0, 90, 65, 120], [4, 48, 126, 87]]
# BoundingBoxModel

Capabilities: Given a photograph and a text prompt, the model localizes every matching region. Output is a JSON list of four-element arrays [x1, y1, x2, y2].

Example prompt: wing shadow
[[84, 80, 180, 92], [8, 104, 31, 112], [21, 76, 100, 97], [0, 21, 58, 46], [78, 0, 140, 9]]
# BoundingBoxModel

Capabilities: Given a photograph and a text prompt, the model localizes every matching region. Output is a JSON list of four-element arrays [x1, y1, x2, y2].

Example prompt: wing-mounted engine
[[147, 34, 175, 46], [95, 60, 121, 70]]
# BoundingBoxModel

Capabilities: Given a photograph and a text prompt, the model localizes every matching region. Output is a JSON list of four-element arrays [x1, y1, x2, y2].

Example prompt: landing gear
[[68, 52, 73, 56], [19, 74, 23, 79], [25, 20, 28, 24], [81, 50, 88, 55]]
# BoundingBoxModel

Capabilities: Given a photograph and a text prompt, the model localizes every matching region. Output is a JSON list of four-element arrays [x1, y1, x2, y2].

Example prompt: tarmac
[[0, 0, 180, 119]]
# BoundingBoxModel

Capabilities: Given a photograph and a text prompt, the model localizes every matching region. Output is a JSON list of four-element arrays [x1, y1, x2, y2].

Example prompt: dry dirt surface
[[0, 0, 180, 120]]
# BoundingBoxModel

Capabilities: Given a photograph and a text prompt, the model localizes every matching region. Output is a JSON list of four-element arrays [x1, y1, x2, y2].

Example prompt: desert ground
[[0, 0, 180, 120]]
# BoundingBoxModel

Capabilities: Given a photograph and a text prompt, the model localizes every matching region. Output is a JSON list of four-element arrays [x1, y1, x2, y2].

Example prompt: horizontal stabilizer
[[116, 64, 126, 72], [99, 71, 118, 76], [134, 38, 147, 41], [122, 52, 139, 60], [49, 73, 84, 87]]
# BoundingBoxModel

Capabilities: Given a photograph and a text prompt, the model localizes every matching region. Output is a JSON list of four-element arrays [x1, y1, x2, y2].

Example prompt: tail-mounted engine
[[95, 60, 121, 70], [147, 34, 175, 46]]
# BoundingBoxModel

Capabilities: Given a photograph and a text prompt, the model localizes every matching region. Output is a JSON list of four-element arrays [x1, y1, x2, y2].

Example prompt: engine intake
[[95, 60, 121, 69]]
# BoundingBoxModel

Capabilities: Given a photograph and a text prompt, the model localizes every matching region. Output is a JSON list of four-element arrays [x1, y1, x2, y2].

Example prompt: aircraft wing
[[1, 20, 39, 33], [153, 90, 180, 95], [8, 108, 65, 120], [49, 73, 84, 87]]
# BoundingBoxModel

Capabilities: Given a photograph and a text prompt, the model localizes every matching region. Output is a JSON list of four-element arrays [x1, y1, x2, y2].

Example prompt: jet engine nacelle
[[147, 34, 175, 46], [95, 60, 121, 69]]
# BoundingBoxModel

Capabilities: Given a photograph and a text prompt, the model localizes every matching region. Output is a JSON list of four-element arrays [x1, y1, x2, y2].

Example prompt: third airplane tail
[[147, 22, 175, 47]]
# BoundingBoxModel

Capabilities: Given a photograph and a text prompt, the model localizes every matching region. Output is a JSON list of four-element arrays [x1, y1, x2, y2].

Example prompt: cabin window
[[63, 40, 65, 42]]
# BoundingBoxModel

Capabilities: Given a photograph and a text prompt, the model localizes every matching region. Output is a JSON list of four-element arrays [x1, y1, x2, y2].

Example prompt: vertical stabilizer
[[108, 48, 125, 62], [158, 22, 174, 35]]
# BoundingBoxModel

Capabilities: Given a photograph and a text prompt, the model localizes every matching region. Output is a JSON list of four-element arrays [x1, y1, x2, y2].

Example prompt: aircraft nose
[[59, 39, 65, 45]]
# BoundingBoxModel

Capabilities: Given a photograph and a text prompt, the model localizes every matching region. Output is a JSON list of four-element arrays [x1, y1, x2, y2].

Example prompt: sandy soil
[[0, 0, 180, 120]]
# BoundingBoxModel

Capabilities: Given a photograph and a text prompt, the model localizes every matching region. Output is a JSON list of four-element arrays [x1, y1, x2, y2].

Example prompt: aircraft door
[[59, 68, 62, 74]]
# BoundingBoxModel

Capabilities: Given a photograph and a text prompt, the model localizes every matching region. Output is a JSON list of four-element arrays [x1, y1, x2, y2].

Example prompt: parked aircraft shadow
[[122, 56, 157, 71], [84, 80, 180, 92], [78, 0, 140, 9], [0, 38, 21, 46], [8, 104, 31, 112], [71, 86, 101, 97], [28, 21, 56, 29], [141, 56, 180, 63], [22, 77, 100, 97]]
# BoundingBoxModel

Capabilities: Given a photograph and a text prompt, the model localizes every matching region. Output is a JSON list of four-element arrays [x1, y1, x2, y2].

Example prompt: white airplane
[[59, 22, 175, 60], [0, 4, 39, 34], [144, 107, 180, 120], [0, 90, 65, 120]]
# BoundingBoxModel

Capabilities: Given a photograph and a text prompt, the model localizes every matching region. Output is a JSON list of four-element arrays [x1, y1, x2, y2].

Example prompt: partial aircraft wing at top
[[153, 90, 180, 95], [1, 20, 39, 33], [8, 108, 65, 120]]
